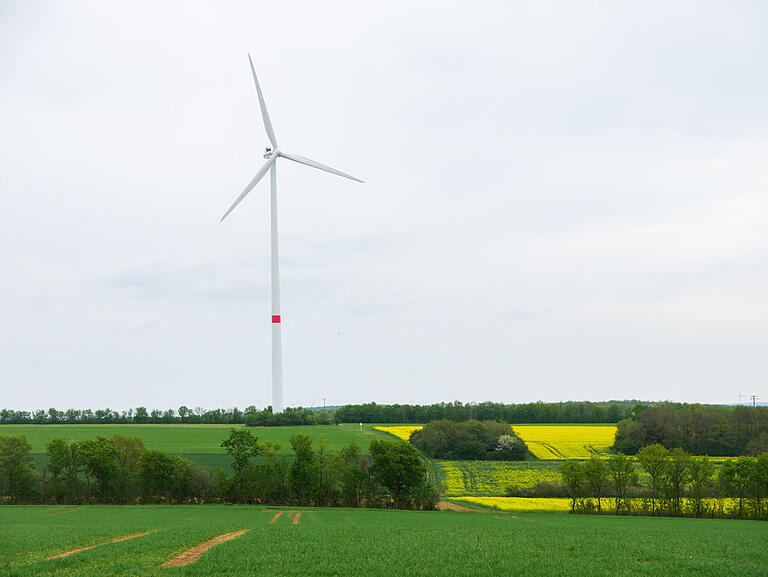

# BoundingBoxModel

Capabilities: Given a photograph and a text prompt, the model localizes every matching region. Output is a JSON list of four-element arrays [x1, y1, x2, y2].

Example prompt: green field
[[0, 424, 389, 454], [1, 505, 766, 576], [0, 423, 392, 471]]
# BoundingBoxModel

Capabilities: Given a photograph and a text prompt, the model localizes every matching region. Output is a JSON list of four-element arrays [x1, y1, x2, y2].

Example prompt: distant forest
[[333, 401, 645, 424], [613, 403, 768, 456], [0, 401, 646, 426]]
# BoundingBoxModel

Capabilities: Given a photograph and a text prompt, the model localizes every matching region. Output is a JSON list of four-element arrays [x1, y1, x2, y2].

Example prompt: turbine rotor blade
[[247, 54, 278, 149], [220, 156, 276, 222], [279, 151, 364, 183]]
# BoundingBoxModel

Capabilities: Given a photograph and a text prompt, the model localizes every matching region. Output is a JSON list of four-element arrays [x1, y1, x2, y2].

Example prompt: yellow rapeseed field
[[454, 496, 739, 513], [456, 497, 572, 511], [373, 425, 422, 441], [375, 424, 618, 460], [439, 461, 560, 496], [511, 425, 617, 460]]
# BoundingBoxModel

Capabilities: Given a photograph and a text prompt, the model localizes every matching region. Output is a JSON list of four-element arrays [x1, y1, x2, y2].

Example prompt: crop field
[[436, 460, 562, 496], [511, 425, 617, 460], [2, 505, 766, 577], [373, 424, 618, 460], [373, 425, 422, 440], [1, 424, 391, 471]]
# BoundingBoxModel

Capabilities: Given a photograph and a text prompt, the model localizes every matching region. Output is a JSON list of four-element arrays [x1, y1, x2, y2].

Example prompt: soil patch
[[162, 529, 248, 568], [437, 501, 485, 512], [46, 532, 151, 560]]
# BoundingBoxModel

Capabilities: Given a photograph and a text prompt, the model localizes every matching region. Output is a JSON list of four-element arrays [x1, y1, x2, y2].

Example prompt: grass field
[[1, 505, 766, 576], [0, 424, 391, 471]]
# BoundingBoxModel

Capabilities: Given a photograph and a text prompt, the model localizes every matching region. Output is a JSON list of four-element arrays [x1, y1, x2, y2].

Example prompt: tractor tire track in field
[[161, 529, 248, 568], [45, 507, 81, 515], [45, 532, 152, 560], [269, 511, 314, 524]]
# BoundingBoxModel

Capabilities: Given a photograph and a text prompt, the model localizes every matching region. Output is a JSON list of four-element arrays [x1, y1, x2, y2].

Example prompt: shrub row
[[0, 432, 437, 510]]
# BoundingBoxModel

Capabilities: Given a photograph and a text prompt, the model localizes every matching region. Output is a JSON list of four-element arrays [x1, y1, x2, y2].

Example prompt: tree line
[[0, 400, 649, 426], [0, 406, 335, 426], [550, 447, 768, 520], [612, 403, 768, 456], [335, 401, 647, 424], [0, 431, 437, 509]]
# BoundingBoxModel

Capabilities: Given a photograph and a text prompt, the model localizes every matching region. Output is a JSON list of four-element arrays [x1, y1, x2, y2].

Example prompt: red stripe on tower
[[272, 315, 281, 324]]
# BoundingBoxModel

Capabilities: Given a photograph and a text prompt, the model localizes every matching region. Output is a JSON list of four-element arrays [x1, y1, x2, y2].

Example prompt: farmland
[[436, 460, 562, 496], [3, 422, 760, 516], [375, 423, 618, 459], [373, 425, 422, 441], [0, 423, 392, 471], [512, 425, 617, 459], [2, 505, 767, 577]]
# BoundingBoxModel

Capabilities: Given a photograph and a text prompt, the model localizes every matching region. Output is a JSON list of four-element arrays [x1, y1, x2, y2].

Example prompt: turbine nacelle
[[263, 146, 276, 159]]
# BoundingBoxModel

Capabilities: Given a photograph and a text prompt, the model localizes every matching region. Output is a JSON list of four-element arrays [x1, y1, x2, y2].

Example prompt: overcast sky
[[1, 1, 767, 411]]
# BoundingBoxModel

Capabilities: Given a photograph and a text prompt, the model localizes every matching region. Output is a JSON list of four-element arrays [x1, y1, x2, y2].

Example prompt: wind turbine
[[220, 55, 363, 414]]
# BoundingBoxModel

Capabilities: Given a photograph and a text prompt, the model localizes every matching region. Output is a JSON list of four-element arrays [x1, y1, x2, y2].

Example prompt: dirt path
[[46, 532, 151, 560], [437, 500, 484, 512], [161, 529, 248, 568]]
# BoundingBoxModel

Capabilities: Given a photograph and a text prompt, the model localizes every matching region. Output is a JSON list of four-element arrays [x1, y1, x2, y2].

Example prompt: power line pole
[[749, 394, 758, 408]]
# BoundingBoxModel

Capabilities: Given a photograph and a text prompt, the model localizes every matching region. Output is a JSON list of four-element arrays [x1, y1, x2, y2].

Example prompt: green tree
[[289, 434, 319, 506], [369, 438, 427, 507], [338, 442, 368, 507], [221, 428, 262, 502], [688, 456, 714, 517], [665, 448, 691, 516], [756, 453, 768, 520], [112, 435, 145, 473], [0, 435, 37, 502], [138, 450, 193, 503], [133, 407, 149, 423], [559, 461, 584, 512], [607, 453, 634, 513], [78, 437, 118, 502], [732, 457, 757, 518], [636, 443, 669, 514], [46, 438, 69, 482], [111, 435, 145, 502], [316, 436, 340, 506], [45, 438, 71, 502], [583, 454, 609, 511]]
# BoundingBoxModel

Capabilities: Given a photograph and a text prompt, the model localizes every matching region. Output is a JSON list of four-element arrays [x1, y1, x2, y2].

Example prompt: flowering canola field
[[456, 496, 573, 511], [374, 426, 422, 441], [454, 496, 740, 513], [438, 461, 561, 496], [511, 425, 617, 460], [376, 424, 618, 460]]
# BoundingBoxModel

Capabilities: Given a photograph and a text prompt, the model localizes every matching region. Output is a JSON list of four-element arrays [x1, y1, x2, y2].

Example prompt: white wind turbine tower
[[220, 55, 363, 414]]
